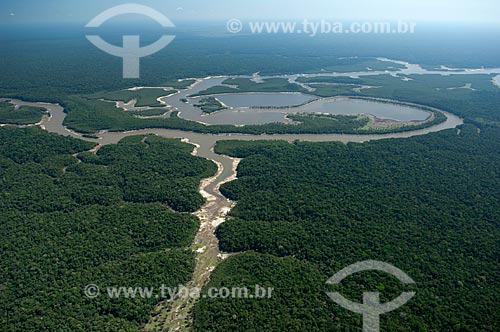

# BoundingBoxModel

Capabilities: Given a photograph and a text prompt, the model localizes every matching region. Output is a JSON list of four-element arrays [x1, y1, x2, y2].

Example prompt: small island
[[194, 97, 227, 114], [0, 101, 46, 125]]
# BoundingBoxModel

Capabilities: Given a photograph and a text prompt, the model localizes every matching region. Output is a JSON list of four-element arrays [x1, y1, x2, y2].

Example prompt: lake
[[185, 96, 431, 124]]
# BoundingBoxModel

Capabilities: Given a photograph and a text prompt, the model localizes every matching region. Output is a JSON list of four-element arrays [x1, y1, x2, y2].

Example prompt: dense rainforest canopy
[[192, 125, 500, 332], [0, 127, 216, 331], [1, 25, 500, 332]]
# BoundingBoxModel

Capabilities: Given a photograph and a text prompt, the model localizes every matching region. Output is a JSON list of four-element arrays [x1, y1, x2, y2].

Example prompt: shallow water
[[184, 97, 430, 124]]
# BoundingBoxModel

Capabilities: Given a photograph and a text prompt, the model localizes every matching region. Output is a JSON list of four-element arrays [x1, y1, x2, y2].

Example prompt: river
[[0, 95, 464, 332], [0, 57, 480, 331]]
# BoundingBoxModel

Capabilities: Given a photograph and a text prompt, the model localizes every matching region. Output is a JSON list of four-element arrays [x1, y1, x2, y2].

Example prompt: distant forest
[[1, 24, 500, 101]]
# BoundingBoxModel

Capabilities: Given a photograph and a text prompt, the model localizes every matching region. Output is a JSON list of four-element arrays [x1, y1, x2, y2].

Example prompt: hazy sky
[[1, 0, 499, 24]]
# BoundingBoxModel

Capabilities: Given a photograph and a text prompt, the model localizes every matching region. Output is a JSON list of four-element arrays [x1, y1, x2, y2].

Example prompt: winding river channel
[[0, 96, 464, 331], [1, 97, 463, 195], [7, 57, 499, 331]]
